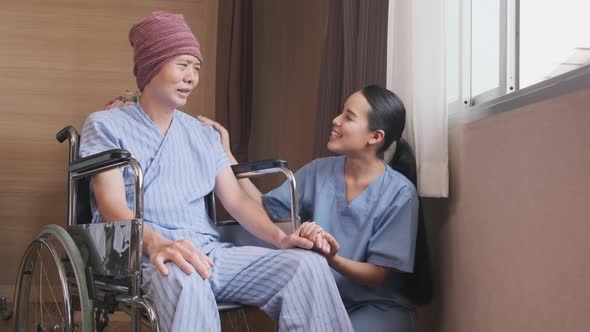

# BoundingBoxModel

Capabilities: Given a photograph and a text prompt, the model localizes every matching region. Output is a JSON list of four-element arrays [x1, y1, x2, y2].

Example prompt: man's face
[[144, 54, 201, 109]]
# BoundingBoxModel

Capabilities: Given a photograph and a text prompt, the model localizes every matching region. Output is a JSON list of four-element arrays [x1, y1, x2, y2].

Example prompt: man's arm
[[214, 167, 315, 250], [198, 115, 327, 250], [196, 115, 264, 202], [92, 169, 214, 278]]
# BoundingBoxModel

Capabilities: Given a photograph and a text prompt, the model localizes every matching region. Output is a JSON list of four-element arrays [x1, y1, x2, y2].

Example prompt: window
[[471, 0, 501, 97], [519, 0, 590, 88], [448, 0, 590, 112]]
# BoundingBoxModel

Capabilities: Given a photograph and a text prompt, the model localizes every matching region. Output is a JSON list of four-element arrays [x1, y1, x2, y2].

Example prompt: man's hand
[[147, 238, 214, 279], [276, 232, 315, 250]]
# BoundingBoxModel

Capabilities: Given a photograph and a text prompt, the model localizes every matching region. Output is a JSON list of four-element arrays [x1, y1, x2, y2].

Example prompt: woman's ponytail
[[389, 138, 417, 186], [389, 138, 433, 305]]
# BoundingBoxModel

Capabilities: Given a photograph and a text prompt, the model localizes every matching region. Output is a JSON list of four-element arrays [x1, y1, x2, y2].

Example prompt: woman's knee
[[349, 304, 415, 332]]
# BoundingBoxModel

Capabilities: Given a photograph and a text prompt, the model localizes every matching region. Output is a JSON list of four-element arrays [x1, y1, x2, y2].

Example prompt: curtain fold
[[313, 0, 389, 158], [388, 0, 449, 197], [216, 0, 253, 162]]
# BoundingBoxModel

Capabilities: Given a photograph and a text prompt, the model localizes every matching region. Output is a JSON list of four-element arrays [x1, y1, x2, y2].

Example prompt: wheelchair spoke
[[39, 248, 50, 329], [40, 300, 53, 327], [34, 248, 40, 328], [40, 253, 64, 321], [39, 248, 43, 327], [240, 309, 251, 332], [30, 241, 67, 331], [15, 225, 93, 332]]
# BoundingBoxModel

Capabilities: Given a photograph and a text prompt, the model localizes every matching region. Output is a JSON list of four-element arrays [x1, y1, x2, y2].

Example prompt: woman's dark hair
[[361, 85, 406, 157], [392, 141, 433, 305], [362, 85, 433, 305]]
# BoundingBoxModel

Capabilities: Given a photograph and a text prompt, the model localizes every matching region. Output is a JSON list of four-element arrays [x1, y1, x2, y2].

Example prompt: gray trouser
[[348, 302, 416, 332]]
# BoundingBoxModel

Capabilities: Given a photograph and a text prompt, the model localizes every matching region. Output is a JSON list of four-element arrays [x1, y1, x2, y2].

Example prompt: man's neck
[[139, 95, 175, 135]]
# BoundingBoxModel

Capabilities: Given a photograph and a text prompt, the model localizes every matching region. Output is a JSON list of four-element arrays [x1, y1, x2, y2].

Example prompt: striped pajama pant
[[141, 245, 353, 332]]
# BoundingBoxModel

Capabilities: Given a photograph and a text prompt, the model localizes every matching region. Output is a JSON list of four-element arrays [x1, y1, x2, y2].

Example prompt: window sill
[[449, 64, 590, 128]]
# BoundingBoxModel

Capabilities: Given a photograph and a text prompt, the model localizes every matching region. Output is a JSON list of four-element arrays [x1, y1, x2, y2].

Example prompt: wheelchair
[[11, 125, 300, 331]]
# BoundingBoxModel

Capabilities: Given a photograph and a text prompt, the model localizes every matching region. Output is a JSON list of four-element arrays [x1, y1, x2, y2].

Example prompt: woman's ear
[[368, 129, 385, 145]]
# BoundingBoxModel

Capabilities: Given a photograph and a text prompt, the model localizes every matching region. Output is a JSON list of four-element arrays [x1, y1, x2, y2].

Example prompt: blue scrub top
[[263, 156, 419, 308]]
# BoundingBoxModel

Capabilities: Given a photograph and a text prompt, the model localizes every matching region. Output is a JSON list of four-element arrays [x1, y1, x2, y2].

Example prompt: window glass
[[520, 0, 590, 88], [471, 0, 500, 96], [446, 0, 461, 107]]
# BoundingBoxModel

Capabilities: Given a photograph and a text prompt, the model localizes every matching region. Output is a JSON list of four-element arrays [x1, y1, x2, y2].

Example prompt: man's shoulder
[[85, 106, 136, 126], [174, 111, 219, 137], [173, 110, 199, 127]]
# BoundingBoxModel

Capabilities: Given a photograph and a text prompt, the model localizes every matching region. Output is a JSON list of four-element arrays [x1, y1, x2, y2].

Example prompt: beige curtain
[[388, 0, 449, 197]]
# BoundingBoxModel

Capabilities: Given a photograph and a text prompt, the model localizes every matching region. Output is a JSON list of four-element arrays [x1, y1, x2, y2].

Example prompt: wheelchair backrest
[[76, 178, 94, 224]]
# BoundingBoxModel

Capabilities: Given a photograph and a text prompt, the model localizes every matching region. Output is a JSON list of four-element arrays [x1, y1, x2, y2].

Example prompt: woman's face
[[327, 91, 377, 155]]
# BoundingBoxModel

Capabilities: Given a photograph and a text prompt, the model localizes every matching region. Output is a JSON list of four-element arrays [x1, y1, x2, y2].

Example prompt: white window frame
[[459, 0, 519, 110], [450, 0, 590, 125]]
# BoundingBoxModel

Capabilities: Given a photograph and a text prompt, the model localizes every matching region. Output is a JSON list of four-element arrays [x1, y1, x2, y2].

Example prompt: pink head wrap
[[129, 11, 202, 91]]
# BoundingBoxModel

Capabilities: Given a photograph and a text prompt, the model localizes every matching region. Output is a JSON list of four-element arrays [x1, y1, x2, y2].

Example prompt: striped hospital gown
[[79, 104, 352, 332]]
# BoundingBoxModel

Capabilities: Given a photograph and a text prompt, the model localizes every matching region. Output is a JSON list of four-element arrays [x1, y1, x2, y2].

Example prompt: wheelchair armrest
[[69, 149, 132, 174], [231, 159, 288, 176], [213, 158, 299, 233]]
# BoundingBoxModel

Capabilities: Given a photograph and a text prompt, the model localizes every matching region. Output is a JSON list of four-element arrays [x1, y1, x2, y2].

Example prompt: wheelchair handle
[[230, 160, 300, 232], [56, 125, 78, 143]]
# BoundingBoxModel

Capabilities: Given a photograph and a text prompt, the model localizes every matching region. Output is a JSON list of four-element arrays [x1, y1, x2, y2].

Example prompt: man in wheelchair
[[77, 11, 352, 332]]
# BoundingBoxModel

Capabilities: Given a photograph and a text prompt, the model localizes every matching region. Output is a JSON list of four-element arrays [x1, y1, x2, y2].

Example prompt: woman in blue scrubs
[[200, 85, 424, 332]]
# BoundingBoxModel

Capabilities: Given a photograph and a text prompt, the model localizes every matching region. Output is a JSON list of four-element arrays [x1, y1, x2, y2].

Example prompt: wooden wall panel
[[0, 0, 218, 298]]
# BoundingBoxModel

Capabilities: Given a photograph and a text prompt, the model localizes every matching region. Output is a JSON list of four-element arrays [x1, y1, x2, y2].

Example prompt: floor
[[1, 304, 276, 331]]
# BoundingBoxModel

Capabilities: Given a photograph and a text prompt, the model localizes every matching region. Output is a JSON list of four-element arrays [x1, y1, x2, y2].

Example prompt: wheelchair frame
[[12, 125, 300, 331]]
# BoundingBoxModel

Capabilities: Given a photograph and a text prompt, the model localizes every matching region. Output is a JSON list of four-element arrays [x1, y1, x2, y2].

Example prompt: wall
[[419, 86, 590, 331], [0, 0, 218, 299]]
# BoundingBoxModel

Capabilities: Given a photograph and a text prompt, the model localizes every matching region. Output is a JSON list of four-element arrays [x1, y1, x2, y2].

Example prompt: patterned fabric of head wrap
[[129, 11, 202, 91]]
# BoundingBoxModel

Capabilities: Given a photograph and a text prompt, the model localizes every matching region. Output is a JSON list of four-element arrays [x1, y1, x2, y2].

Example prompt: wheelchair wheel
[[13, 224, 93, 331]]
